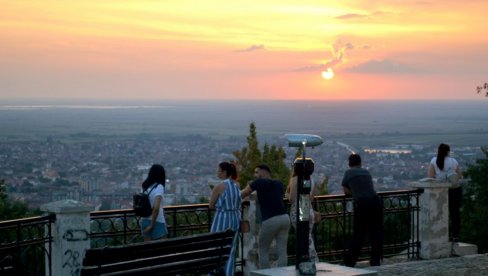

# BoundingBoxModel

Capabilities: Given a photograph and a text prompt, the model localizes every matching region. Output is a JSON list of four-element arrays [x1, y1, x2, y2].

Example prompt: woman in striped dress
[[209, 162, 241, 275]]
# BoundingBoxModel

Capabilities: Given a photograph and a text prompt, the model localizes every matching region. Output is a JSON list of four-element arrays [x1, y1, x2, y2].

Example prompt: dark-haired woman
[[286, 161, 319, 263], [428, 143, 463, 241], [140, 164, 168, 242], [209, 162, 241, 275]]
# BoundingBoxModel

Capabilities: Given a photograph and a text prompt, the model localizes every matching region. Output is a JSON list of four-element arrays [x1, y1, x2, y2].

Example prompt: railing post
[[409, 181, 451, 259], [41, 200, 94, 276]]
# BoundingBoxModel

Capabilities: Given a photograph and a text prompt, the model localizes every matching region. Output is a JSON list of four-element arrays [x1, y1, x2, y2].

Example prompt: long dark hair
[[436, 143, 450, 171], [219, 162, 238, 181], [142, 164, 166, 190]]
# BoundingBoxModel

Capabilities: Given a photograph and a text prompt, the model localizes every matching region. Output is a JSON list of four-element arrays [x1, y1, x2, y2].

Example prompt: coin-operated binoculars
[[285, 134, 323, 272]]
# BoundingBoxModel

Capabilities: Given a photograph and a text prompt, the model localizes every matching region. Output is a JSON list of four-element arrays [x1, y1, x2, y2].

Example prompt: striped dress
[[210, 179, 241, 275]]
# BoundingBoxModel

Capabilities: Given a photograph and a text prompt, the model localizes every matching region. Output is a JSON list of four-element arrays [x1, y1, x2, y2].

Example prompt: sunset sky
[[1, 0, 487, 101]]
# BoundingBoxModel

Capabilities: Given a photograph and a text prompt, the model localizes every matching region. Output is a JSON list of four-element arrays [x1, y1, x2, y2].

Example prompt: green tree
[[233, 122, 262, 188], [476, 82, 488, 97], [0, 179, 36, 220], [233, 122, 290, 188], [262, 143, 290, 184], [461, 147, 488, 252]]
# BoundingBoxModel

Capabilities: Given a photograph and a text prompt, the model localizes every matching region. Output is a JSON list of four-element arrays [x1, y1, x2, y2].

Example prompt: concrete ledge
[[41, 199, 94, 213], [452, 242, 478, 256], [250, 262, 377, 276], [370, 254, 488, 275]]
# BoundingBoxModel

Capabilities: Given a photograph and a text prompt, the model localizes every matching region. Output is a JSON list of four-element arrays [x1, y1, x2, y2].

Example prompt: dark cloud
[[344, 59, 416, 74], [234, 44, 265, 53]]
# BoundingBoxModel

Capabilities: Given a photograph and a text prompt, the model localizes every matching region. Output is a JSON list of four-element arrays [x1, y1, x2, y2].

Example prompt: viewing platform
[[0, 184, 479, 275], [249, 252, 487, 276]]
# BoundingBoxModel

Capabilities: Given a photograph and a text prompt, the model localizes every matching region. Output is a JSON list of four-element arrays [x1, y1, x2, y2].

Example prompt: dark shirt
[[250, 178, 287, 221], [341, 167, 377, 201]]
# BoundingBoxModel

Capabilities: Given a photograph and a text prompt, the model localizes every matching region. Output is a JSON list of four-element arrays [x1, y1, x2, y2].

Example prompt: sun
[[321, 68, 334, 80]]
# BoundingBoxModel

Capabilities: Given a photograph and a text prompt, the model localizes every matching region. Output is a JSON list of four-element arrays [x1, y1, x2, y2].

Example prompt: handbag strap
[[144, 183, 159, 195]]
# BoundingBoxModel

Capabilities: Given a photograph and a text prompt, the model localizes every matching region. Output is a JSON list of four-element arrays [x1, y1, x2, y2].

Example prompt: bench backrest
[[81, 229, 235, 276]]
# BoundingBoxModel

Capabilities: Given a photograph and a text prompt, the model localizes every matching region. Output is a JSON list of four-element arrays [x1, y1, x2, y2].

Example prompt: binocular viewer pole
[[285, 134, 322, 270], [294, 156, 315, 268]]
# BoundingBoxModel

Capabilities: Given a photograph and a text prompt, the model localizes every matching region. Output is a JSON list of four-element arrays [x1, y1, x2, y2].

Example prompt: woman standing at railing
[[140, 164, 168, 242], [286, 161, 319, 263], [209, 161, 241, 276], [428, 143, 463, 241]]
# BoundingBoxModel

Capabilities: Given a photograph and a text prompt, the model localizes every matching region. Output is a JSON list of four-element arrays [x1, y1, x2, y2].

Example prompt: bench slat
[[82, 250, 230, 276], [83, 232, 234, 266], [81, 230, 235, 276]]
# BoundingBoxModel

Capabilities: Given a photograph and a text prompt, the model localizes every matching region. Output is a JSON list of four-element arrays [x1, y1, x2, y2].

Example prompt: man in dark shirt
[[342, 154, 383, 267], [241, 164, 291, 269]]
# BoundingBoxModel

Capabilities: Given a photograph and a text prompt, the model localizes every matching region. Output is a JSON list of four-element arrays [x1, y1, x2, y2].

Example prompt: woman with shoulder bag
[[140, 164, 168, 242]]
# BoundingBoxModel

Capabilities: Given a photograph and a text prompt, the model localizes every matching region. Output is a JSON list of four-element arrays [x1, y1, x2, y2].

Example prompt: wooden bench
[[81, 229, 235, 276]]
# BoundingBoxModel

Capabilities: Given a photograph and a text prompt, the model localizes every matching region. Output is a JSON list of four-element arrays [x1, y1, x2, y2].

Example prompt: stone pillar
[[41, 200, 94, 276], [242, 194, 260, 276], [409, 181, 451, 259]]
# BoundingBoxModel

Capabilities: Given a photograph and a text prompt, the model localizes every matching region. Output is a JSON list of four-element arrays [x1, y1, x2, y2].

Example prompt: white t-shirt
[[430, 156, 459, 181], [141, 183, 166, 224]]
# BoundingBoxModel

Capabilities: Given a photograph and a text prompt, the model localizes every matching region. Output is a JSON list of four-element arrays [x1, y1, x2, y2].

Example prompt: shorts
[[140, 220, 168, 240]]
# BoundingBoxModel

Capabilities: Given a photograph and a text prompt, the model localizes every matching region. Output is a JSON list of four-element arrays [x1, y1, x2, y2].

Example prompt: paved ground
[[359, 254, 488, 276]]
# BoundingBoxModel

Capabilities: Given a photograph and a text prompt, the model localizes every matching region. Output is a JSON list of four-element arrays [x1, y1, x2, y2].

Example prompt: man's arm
[[341, 171, 351, 196], [241, 182, 253, 198]]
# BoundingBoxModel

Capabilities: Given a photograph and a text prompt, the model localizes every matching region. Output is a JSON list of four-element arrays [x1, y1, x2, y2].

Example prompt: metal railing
[[0, 188, 421, 275], [90, 189, 421, 264], [89, 203, 215, 247], [0, 213, 55, 276], [307, 189, 421, 264]]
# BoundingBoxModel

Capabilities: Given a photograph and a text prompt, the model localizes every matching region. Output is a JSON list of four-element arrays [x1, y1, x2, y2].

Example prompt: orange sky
[[1, 0, 487, 100]]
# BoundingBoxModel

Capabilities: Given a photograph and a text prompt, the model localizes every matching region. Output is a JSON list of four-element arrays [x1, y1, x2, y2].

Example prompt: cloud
[[293, 40, 354, 72], [334, 13, 367, 20], [344, 59, 416, 74], [326, 41, 354, 68], [335, 11, 388, 20], [234, 44, 265, 53], [293, 64, 325, 72]]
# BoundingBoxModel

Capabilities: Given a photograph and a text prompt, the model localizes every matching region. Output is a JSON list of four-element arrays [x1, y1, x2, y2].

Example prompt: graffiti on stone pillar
[[62, 228, 88, 275], [62, 249, 81, 276], [63, 229, 89, 241]]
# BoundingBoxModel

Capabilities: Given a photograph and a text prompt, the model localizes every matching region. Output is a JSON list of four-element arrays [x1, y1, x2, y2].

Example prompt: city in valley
[[0, 135, 484, 211], [0, 100, 486, 210]]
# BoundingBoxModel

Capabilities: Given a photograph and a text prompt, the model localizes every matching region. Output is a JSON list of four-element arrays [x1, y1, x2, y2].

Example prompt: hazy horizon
[[1, 99, 487, 147]]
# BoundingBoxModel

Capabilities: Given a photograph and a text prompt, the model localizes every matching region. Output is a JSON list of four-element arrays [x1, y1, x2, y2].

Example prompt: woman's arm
[[209, 183, 225, 209], [455, 165, 463, 179], [428, 163, 436, 178], [143, 195, 162, 233], [287, 176, 297, 204]]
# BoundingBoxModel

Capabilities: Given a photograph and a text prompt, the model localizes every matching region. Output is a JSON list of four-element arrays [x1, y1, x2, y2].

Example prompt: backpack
[[133, 184, 158, 217]]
